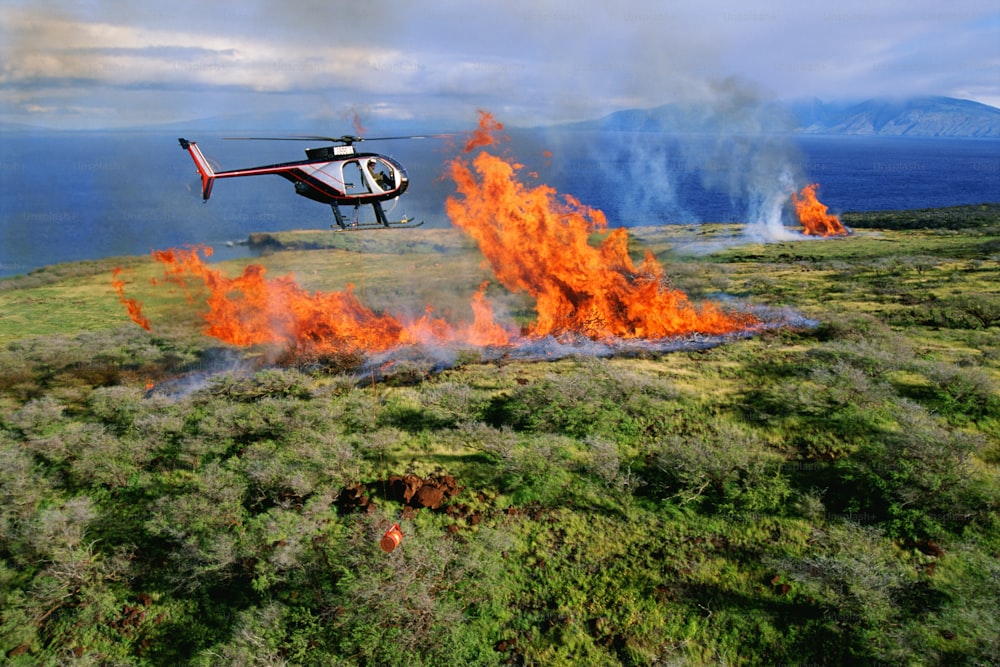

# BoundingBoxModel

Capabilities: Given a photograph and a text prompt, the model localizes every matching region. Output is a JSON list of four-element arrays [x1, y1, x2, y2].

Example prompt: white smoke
[[558, 77, 815, 245], [743, 167, 805, 243]]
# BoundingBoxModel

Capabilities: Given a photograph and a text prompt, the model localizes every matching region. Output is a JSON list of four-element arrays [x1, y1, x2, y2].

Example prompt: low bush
[[649, 421, 790, 514], [482, 358, 677, 446], [849, 399, 987, 538], [909, 360, 999, 424]]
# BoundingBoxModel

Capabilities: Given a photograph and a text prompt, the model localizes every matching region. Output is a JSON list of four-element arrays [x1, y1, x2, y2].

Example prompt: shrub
[[770, 521, 912, 662], [0, 432, 58, 552], [216, 511, 510, 666], [66, 426, 151, 490], [88, 385, 147, 434], [898, 254, 942, 276], [7, 398, 118, 473], [6, 395, 66, 439], [950, 294, 1000, 329], [758, 358, 897, 461], [450, 420, 518, 465], [866, 400, 982, 530], [192, 602, 292, 666], [910, 360, 999, 424], [811, 311, 895, 344], [240, 429, 359, 508], [483, 358, 676, 445], [351, 426, 406, 465], [415, 380, 487, 427], [651, 420, 789, 513], [0, 350, 41, 401], [581, 435, 624, 487], [326, 387, 382, 435], [205, 368, 312, 402], [808, 335, 914, 377], [145, 460, 249, 586], [498, 433, 581, 506]]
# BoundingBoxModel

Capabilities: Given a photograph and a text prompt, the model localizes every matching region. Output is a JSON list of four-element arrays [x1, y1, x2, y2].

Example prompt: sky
[[1, 0, 998, 129]]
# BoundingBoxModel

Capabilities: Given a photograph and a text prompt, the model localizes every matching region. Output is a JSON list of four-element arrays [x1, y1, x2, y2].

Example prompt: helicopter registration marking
[[333, 145, 355, 156]]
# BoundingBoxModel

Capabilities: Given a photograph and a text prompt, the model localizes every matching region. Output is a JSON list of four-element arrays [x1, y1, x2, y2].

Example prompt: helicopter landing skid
[[331, 202, 423, 231], [331, 218, 425, 232]]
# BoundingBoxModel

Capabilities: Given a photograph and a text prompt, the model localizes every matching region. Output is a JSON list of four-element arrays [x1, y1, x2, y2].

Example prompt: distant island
[[564, 96, 1000, 139]]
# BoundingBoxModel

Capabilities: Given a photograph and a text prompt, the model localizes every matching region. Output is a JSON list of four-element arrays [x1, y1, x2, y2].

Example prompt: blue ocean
[[1, 130, 997, 279]]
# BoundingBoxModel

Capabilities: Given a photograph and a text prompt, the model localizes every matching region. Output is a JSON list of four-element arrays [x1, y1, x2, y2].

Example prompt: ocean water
[[1, 130, 997, 279], [531, 131, 1000, 226]]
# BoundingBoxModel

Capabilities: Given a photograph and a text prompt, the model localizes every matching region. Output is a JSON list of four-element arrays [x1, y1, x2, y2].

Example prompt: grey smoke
[[571, 76, 812, 243], [678, 77, 806, 241]]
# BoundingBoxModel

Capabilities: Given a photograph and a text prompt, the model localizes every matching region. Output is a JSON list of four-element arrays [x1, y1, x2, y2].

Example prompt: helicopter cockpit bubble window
[[364, 158, 395, 193]]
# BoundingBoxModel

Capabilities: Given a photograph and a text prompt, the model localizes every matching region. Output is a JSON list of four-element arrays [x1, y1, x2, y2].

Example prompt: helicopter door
[[341, 161, 371, 196]]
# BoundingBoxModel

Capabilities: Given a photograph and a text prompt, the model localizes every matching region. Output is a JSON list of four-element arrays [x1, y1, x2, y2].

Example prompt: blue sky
[[1, 0, 997, 129]]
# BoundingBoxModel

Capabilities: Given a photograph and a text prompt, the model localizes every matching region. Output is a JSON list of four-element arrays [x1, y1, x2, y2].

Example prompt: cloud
[[2, 0, 997, 128], [706, 3, 1000, 103], [0, 10, 402, 93]]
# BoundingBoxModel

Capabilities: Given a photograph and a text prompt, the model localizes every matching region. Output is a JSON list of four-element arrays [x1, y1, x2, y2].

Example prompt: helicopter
[[178, 134, 443, 230]]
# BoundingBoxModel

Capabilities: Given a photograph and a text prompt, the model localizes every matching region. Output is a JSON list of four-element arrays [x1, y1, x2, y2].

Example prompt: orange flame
[[137, 247, 513, 355], [146, 247, 429, 354], [445, 133, 752, 339], [111, 267, 151, 330], [462, 110, 505, 153], [792, 184, 848, 237], [465, 282, 512, 347]]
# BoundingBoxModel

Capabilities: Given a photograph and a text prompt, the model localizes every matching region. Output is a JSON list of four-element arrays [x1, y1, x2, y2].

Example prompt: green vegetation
[[842, 202, 1000, 231], [1, 205, 998, 665]]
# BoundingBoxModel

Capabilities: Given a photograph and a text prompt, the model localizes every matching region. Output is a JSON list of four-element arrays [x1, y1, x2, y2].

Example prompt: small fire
[[792, 184, 848, 237], [117, 111, 758, 360], [142, 246, 509, 357], [111, 267, 150, 330], [461, 110, 505, 153]]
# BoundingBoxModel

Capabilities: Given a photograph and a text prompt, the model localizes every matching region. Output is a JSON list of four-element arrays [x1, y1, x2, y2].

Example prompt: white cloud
[[0, 9, 416, 94], [1, 0, 997, 128]]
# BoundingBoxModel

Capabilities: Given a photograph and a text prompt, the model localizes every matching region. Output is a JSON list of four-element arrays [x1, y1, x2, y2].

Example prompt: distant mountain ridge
[[567, 96, 1000, 138], [3, 96, 998, 138], [789, 96, 1000, 137]]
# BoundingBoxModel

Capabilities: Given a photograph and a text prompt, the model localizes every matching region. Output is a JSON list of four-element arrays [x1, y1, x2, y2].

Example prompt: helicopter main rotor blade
[[223, 133, 454, 143], [223, 136, 342, 142], [356, 134, 457, 141]]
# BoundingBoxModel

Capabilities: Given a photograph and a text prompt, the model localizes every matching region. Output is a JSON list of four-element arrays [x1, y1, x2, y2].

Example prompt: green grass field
[[0, 205, 998, 665]]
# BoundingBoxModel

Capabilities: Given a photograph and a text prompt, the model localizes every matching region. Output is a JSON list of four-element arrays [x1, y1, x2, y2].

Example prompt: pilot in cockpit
[[367, 159, 393, 190]]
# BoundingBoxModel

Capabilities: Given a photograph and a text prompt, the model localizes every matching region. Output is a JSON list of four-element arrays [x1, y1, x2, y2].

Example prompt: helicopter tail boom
[[178, 138, 216, 201]]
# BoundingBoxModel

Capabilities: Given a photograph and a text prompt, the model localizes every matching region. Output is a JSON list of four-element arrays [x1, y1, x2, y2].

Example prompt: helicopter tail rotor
[[178, 138, 216, 201]]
